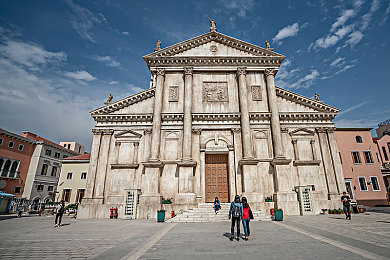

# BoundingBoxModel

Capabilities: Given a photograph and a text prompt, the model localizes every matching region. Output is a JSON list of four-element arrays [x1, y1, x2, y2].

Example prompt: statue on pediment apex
[[265, 40, 274, 51], [105, 93, 113, 105], [209, 18, 217, 32]]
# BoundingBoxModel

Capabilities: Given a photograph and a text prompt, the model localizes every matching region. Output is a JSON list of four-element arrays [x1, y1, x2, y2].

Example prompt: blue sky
[[0, 0, 389, 151]]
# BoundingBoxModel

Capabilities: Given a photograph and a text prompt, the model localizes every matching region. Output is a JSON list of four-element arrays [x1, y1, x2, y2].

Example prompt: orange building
[[335, 128, 388, 206], [0, 128, 36, 197]]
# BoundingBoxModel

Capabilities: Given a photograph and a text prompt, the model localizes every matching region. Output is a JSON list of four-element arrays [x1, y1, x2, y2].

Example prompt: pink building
[[335, 128, 387, 206], [373, 133, 390, 202]]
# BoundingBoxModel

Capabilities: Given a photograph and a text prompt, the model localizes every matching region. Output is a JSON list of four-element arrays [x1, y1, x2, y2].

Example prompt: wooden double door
[[205, 154, 229, 203]]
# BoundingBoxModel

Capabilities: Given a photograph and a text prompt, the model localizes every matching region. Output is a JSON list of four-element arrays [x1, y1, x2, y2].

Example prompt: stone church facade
[[78, 26, 344, 219]]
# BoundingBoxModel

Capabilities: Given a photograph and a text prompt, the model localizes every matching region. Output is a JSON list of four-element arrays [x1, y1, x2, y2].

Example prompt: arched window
[[355, 136, 363, 143], [388, 142, 390, 154], [9, 161, 18, 178], [1, 160, 11, 177]]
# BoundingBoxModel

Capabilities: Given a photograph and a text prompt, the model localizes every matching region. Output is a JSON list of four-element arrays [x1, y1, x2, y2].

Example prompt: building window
[[370, 177, 380, 191], [1, 160, 11, 177], [0, 138, 3, 145], [388, 143, 390, 154], [9, 161, 19, 178], [18, 144, 24, 151], [14, 186, 21, 194], [62, 189, 71, 202], [376, 152, 381, 163], [51, 166, 57, 177], [48, 186, 54, 192], [358, 177, 368, 191], [67, 172, 73, 179], [68, 144, 71, 149], [63, 144, 66, 147], [77, 189, 85, 203], [81, 172, 87, 180], [382, 147, 389, 161], [41, 164, 48, 175], [355, 136, 363, 143], [63, 155, 68, 159], [8, 141, 14, 148], [351, 151, 361, 164], [37, 184, 44, 191], [45, 149, 51, 156], [54, 152, 60, 158], [339, 152, 342, 164], [363, 151, 373, 164]]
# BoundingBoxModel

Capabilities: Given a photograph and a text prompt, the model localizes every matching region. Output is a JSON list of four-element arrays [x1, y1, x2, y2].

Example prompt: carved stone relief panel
[[203, 82, 228, 102], [168, 86, 179, 102], [251, 85, 262, 101]]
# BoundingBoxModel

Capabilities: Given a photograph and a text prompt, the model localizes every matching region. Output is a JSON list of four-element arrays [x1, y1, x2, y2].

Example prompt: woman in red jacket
[[241, 197, 252, 241]]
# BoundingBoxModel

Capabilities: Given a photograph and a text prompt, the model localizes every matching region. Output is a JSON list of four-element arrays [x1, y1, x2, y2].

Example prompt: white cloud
[[334, 118, 378, 128], [352, 0, 365, 9], [221, 0, 255, 17], [290, 70, 320, 89], [94, 55, 120, 67], [361, 0, 380, 30], [66, 0, 104, 42], [108, 80, 119, 85], [273, 23, 300, 43], [330, 57, 345, 67], [337, 101, 370, 117], [331, 9, 356, 32], [345, 31, 364, 47], [122, 31, 129, 35], [65, 70, 96, 81], [125, 83, 144, 94], [334, 25, 354, 38], [0, 40, 66, 70], [380, 2, 390, 26], [310, 35, 339, 49]]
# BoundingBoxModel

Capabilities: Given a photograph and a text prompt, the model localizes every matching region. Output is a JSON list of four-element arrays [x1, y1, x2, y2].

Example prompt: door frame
[[204, 153, 230, 203]]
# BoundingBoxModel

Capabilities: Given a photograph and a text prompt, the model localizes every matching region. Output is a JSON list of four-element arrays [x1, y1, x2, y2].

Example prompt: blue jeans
[[343, 205, 351, 219], [242, 219, 250, 236]]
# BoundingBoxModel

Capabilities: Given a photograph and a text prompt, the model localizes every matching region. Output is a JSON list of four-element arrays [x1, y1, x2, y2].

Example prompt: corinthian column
[[149, 68, 165, 161], [182, 67, 193, 161], [265, 69, 284, 159], [237, 67, 253, 159]]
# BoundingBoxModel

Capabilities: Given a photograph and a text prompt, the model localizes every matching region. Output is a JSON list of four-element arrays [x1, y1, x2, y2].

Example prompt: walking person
[[341, 192, 351, 220], [17, 204, 24, 218], [241, 197, 253, 241], [55, 200, 65, 227], [214, 197, 221, 214], [229, 195, 243, 241]]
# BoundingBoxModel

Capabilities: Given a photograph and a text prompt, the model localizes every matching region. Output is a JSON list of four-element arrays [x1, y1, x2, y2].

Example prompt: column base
[[274, 191, 300, 215], [138, 194, 162, 219], [177, 159, 197, 167], [242, 192, 264, 203], [271, 157, 291, 165], [142, 160, 164, 168], [239, 158, 260, 166]]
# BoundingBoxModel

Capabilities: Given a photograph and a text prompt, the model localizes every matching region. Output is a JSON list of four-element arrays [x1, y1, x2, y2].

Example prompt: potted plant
[[157, 209, 166, 222], [161, 197, 172, 204], [321, 208, 328, 215], [274, 208, 283, 221]]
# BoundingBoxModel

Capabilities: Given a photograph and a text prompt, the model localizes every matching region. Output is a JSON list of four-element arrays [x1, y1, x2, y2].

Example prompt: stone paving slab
[[0, 212, 389, 259]]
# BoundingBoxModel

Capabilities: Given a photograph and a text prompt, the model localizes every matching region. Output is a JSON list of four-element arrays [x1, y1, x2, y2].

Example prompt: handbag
[[249, 208, 254, 220]]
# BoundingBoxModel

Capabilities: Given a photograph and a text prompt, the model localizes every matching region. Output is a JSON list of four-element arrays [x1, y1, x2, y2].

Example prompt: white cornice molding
[[91, 88, 155, 115], [144, 31, 285, 59], [275, 87, 340, 113]]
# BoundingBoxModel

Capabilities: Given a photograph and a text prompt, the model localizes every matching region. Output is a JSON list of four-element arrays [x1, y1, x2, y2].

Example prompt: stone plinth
[[273, 191, 300, 215]]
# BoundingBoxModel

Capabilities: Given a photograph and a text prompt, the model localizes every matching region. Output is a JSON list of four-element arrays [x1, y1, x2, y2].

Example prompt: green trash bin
[[275, 210, 283, 221], [157, 210, 165, 222]]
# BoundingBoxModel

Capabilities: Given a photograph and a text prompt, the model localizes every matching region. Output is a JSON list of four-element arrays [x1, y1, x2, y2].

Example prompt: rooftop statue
[[209, 18, 217, 32], [105, 93, 113, 105], [154, 40, 161, 52]]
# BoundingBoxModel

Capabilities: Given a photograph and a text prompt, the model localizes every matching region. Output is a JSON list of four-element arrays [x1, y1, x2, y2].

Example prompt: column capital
[[291, 139, 298, 144], [102, 129, 114, 135], [237, 67, 247, 76], [264, 69, 275, 77], [91, 129, 102, 135], [231, 127, 241, 133], [192, 128, 202, 134], [156, 68, 165, 77], [183, 67, 193, 76], [133, 141, 139, 147], [144, 128, 153, 135]]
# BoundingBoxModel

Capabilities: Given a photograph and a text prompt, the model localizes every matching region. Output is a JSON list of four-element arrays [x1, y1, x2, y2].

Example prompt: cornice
[[91, 88, 155, 115], [192, 113, 241, 122], [249, 113, 272, 120], [144, 31, 285, 60], [93, 114, 153, 122], [275, 87, 340, 113], [279, 112, 338, 121], [145, 56, 283, 68]]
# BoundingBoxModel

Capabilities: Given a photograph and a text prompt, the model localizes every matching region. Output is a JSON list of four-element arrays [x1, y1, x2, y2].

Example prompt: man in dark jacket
[[341, 192, 351, 220], [55, 200, 65, 227], [229, 195, 243, 241]]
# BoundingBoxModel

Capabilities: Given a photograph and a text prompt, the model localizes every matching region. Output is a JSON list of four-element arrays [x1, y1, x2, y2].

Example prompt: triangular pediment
[[289, 128, 315, 136], [90, 88, 155, 116], [276, 86, 340, 113], [143, 31, 285, 59], [114, 129, 142, 138]]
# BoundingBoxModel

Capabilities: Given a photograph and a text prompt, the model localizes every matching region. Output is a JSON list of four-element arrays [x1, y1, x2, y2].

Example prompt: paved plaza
[[0, 212, 390, 259]]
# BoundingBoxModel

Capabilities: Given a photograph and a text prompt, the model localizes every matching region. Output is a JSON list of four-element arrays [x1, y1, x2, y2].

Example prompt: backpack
[[232, 203, 240, 218]]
